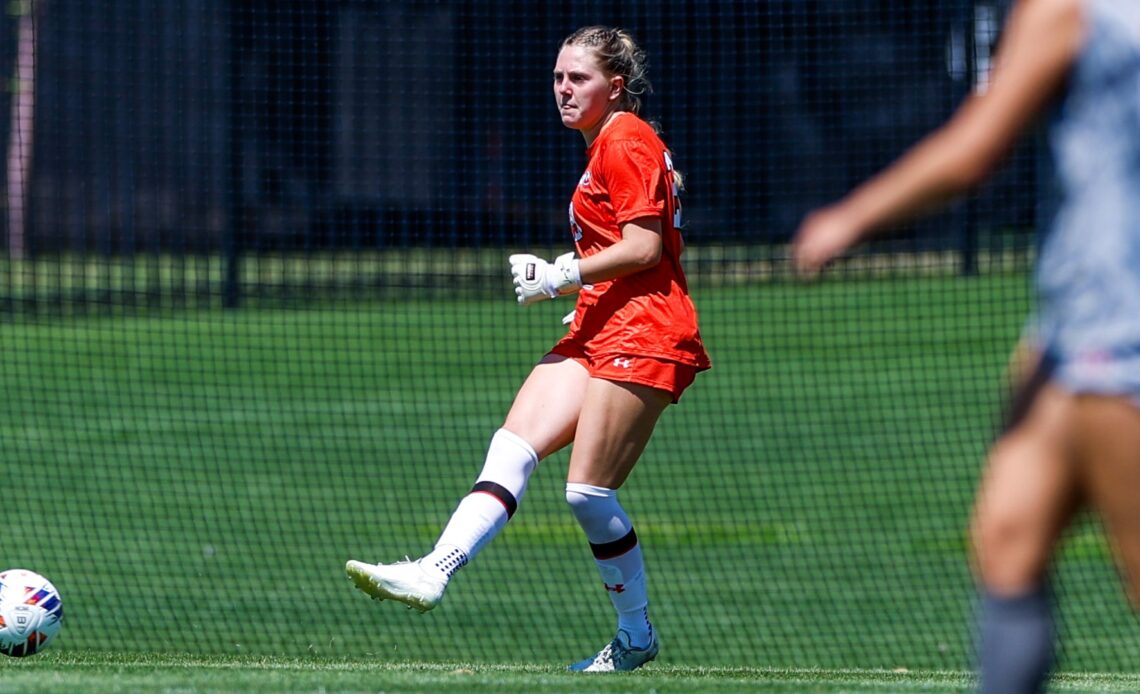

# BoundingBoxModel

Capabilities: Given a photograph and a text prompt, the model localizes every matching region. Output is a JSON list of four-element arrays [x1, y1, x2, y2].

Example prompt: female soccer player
[[793, 1, 1140, 692], [346, 25, 710, 672]]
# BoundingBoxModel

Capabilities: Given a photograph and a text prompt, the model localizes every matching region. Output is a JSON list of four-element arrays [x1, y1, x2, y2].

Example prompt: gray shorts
[[1050, 346, 1140, 405]]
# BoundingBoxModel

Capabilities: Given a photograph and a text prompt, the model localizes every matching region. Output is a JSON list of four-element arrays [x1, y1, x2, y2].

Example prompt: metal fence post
[[223, 0, 243, 309]]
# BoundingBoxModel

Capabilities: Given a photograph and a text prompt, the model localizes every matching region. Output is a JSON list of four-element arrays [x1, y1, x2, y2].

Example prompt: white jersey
[[1036, 0, 1140, 395]]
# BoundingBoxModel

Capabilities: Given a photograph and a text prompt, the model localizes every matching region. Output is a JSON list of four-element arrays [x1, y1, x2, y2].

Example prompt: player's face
[[553, 45, 620, 140]]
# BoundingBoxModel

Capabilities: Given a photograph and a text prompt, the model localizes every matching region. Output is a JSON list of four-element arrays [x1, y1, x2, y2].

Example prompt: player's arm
[[578, 217, 662, 284], [510, 217, 662, 306], [792, 0, 1084, 275]]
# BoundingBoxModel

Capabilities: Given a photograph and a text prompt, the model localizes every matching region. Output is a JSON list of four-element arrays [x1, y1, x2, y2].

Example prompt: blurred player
[[346, 25, 710, 672], [792, 1, 1140, 692]]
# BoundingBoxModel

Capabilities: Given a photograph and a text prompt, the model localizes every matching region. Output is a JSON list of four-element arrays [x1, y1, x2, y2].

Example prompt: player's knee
[[565, 483, 628, 540], [477, 428, 538, 483], [972, 485, 1024, 556], [565, 483, 611, 521], [971, 500, 1047, 591], [971, 435, 1056, 590], [564, 485, 590, 514]]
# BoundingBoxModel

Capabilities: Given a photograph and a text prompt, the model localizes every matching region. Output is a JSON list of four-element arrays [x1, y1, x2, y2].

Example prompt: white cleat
[[345, 559, 447, 613], [568, 629, 659, 672]]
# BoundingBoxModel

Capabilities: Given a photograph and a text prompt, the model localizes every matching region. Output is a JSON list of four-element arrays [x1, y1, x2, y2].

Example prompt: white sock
[[618, 606, 653, 649], [566, 482, 653, 648], [424, 429, 539, 580]]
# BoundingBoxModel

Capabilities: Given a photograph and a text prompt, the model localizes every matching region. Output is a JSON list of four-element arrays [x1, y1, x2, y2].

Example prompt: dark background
[[2, 1, 1031, 260]]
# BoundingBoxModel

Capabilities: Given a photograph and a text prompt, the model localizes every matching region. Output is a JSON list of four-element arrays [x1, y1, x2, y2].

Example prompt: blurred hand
[[790, 206, 863, 278]]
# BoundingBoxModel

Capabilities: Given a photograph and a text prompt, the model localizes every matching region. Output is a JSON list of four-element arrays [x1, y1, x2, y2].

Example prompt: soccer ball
[[0, 569, 63, 657]]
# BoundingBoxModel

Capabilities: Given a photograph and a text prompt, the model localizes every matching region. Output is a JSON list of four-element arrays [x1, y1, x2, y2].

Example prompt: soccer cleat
[[568, 629, 659, 672], [344, 558, 447, 613]]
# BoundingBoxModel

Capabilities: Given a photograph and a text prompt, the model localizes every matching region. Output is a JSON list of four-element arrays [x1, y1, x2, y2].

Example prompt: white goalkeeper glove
[[509, 252, 582, 306]]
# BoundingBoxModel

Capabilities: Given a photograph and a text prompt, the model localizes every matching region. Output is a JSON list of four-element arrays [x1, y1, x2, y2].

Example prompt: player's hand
[[509, 252, 582, 305], [790, 206, 863, 278]]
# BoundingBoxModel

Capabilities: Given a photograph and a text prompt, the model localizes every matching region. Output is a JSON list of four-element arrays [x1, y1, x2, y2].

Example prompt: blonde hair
[[561, 26, 651, 115], [561, 26, 683, 192]]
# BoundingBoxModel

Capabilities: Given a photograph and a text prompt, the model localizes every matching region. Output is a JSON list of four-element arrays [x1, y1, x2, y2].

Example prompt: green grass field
[[4, 654, 1140, 693], [4, 271, 1140, 690]]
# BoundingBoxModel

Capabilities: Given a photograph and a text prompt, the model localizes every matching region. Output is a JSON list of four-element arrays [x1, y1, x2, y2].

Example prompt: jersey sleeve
[[598, 139, 667, 226]]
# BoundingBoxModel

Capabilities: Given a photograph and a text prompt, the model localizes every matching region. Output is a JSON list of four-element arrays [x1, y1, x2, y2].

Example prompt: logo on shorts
[[612, 357, 633, 369]]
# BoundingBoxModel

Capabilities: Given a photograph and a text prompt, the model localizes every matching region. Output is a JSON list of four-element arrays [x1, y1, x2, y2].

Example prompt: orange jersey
[[561, 113, 711, 370]]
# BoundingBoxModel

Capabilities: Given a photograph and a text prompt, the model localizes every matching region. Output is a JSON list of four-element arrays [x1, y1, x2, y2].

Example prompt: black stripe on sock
[[470, 481, 518, 519], [590, 528, 638, 560]]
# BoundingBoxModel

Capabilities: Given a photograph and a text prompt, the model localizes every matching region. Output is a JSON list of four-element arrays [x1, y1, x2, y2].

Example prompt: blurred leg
[[1072, 394, 1140, 605], [971, 384, 1082, 593], [971, 384, 1082, 694]]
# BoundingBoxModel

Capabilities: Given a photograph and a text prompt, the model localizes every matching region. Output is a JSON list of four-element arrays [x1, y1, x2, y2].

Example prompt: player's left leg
[[1072, 394, 1140, 605], [347, 355, 590, 611], [971, 383, 1083, 694], [565, 377, 671, 672]]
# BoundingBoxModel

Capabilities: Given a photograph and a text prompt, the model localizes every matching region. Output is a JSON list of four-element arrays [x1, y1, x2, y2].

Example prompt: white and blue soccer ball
[[0, 569, 63, 657]]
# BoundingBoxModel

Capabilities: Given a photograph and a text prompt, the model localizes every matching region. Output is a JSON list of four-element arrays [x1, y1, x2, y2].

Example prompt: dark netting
[[2, 0, 1133, 672]]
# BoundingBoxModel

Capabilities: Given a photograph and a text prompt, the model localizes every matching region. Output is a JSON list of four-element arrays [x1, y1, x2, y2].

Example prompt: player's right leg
[[970, 383, 1082, 694], [346, 354, 589, 611], [565, 377, 671, 671], [1071, 394, 1140, 605]]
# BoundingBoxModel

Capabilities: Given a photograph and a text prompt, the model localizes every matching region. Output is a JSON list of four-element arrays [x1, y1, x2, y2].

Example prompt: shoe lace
[[591, 639, 619, 667]]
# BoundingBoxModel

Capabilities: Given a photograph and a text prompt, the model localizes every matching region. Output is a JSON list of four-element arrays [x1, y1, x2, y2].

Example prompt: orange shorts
[[549, 341, 701, 403]]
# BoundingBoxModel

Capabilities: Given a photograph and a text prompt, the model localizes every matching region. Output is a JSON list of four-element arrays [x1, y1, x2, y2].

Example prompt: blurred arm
[[793, 0, 1084, 273]]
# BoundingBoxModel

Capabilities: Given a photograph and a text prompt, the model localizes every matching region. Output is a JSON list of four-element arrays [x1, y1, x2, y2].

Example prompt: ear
[[609, 75, 624, 102]]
